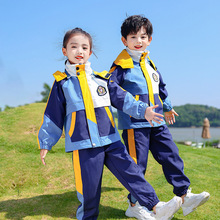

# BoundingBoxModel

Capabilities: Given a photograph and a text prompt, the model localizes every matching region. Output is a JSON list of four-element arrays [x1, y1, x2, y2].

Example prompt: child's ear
[[89, 51, 92, 56], [147, 36, 153, 46], [121, 37, 128, 46], [62, 47, 67, 56]]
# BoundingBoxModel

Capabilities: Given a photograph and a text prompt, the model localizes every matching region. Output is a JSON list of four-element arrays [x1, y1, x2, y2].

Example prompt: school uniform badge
[[97, 85, 107, 96], [152, 73, 159, 82]]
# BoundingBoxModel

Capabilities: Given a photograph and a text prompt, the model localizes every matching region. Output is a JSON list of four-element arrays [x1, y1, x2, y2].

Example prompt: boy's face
[[121, 26, 152, 51], [62, 34, 92, 64]]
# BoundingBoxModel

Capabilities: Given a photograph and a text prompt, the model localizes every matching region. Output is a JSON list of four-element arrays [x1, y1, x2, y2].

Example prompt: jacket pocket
[[104, 106, 115, 128], [69, 112, 76, 137], [95, 107, 116, 137]]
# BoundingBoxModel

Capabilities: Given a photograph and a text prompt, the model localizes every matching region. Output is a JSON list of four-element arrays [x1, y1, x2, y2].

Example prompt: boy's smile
[[121, 26, 152, 51], [134, 45, 142, 50]]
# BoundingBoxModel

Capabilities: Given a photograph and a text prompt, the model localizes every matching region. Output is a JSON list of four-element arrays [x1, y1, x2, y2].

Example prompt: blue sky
[[1, 0, 220, 110]]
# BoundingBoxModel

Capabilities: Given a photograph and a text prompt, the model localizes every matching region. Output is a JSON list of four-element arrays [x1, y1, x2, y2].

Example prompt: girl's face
[[62, 34, 92, 64], [121, 26, 152, 51]]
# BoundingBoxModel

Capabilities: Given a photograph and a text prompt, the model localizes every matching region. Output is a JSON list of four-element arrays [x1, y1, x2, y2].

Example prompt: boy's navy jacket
[[38, 61, 148, 152], [109, 48, 173, 130]]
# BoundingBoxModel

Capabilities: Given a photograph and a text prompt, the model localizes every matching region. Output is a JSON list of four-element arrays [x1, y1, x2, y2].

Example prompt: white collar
[[65, 60, 93, 77], [126, 47, 150, 62]]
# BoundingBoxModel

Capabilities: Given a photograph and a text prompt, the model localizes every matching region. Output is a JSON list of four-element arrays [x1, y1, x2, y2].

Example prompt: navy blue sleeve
[[109, 64, 125, 86], [38, 80, 66, 150], [108, 66, 148, 119], [44, 80, 66, 129]]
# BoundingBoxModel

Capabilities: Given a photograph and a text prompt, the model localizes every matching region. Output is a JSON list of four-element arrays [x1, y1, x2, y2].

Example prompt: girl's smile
[[75, 55, 84, 61]]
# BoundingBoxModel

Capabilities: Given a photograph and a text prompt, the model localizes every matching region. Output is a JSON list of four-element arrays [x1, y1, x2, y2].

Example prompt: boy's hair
[[63, 27, 93, 51], [121, 15, 153, 39]]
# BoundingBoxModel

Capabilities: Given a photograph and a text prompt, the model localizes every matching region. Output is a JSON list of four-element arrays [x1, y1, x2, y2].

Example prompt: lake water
[[169, 127, 220, 143]]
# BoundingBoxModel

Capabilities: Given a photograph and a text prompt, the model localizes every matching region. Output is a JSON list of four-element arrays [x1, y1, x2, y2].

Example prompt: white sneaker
[[125, 200, 156, 220], [153, 196, 182, 220], [181, 189, 210, 216], [155, 202, 173, 220]]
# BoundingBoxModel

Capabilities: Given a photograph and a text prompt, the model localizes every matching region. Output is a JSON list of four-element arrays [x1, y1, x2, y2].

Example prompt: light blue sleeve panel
[[108, 78, 148, 120], [122, 93, 148, 119], [38, 115, 63, 150], [163, 97, 173, 112]]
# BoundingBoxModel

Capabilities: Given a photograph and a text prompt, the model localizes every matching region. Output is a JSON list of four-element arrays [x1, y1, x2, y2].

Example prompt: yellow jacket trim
[[135, 95, 140, 101], [76, 65, 97, 124], [73, 150, 83, 195], [69, 112, 76, 137], [127, 129, 137, 164], [105, 107, 115, 128], [159, 96, 163, 106], [53, 71, 67, 82], [109, 66, 117, 74], [94, 70, 111, 79], [140, 53, 155, 106], [114, 49, 134, 69]]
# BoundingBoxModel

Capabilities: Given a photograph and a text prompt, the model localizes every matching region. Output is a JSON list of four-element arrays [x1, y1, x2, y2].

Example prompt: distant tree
[[4, 105, 14, 111], [0, 107, 2, 112], [41, 83, 51, 102], [170, 104, 220, 127]]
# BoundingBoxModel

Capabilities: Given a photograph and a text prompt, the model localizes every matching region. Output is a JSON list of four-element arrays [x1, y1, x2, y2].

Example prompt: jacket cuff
[[163, 97, 173, 112], [38, 140, 53, 151], [139, 102, 148, 119]]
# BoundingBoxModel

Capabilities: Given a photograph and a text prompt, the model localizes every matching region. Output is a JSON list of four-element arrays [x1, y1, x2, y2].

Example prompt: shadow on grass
[[0, 187, 131, 219]]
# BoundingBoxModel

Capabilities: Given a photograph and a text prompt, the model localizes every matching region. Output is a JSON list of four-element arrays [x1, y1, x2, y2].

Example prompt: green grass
[[0, 103, 219, 219]]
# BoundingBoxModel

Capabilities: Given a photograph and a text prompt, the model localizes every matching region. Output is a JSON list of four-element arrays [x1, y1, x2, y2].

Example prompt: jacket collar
[[114, 49, 134, 69], [53, 61, 93, 82], [65, 60, 92, 77], [114, 48, 150, 69]]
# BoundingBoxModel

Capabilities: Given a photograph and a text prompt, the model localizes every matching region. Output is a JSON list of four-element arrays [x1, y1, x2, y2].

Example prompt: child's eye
[[72, 46, 77, 48], [83, 47, 88, 50]]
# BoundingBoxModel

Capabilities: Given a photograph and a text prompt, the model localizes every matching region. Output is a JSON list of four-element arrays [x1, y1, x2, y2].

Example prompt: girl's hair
[[121, 15, 153, 39], [63, 27, 93, 51]]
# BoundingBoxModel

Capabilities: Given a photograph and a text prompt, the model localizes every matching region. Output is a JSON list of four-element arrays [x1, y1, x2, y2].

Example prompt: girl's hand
[[164, 109, 179, 125], [40, 149, 48, 165], [144, 105, 164, 127]]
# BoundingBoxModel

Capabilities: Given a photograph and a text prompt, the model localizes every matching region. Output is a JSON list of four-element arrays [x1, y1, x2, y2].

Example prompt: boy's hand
[[144, 105, 164, 127], [40, 149, 48, 165], [164, 109, 179, 125]]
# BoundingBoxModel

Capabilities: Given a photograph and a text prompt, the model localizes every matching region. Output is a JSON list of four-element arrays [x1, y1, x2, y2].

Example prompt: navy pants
[[122, 124, 190, 203], [72, 141, 159, 220]]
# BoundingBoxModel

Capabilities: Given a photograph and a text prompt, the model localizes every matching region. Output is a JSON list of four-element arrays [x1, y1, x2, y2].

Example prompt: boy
[[108, 15, 210, 219]]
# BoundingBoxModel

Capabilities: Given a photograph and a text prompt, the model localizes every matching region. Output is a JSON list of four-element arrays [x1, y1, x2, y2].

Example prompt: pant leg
[[149, 125, 190, 196], [104, 141, 159, 210], [122, 128, 151, 203], [73, 147, 105, 220]]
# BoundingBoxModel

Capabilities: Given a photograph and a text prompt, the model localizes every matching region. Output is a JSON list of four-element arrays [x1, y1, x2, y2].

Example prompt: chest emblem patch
[[97, 85, 107, 96], [152, 73, 159, 82]]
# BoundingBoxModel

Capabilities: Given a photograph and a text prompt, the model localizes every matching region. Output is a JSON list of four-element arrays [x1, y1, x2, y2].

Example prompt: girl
[[38, 28, 182, 220]]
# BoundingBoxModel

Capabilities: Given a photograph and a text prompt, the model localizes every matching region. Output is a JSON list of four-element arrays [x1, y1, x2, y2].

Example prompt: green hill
[[171, 104, 220, 127], [0, 103, 219, 219]]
